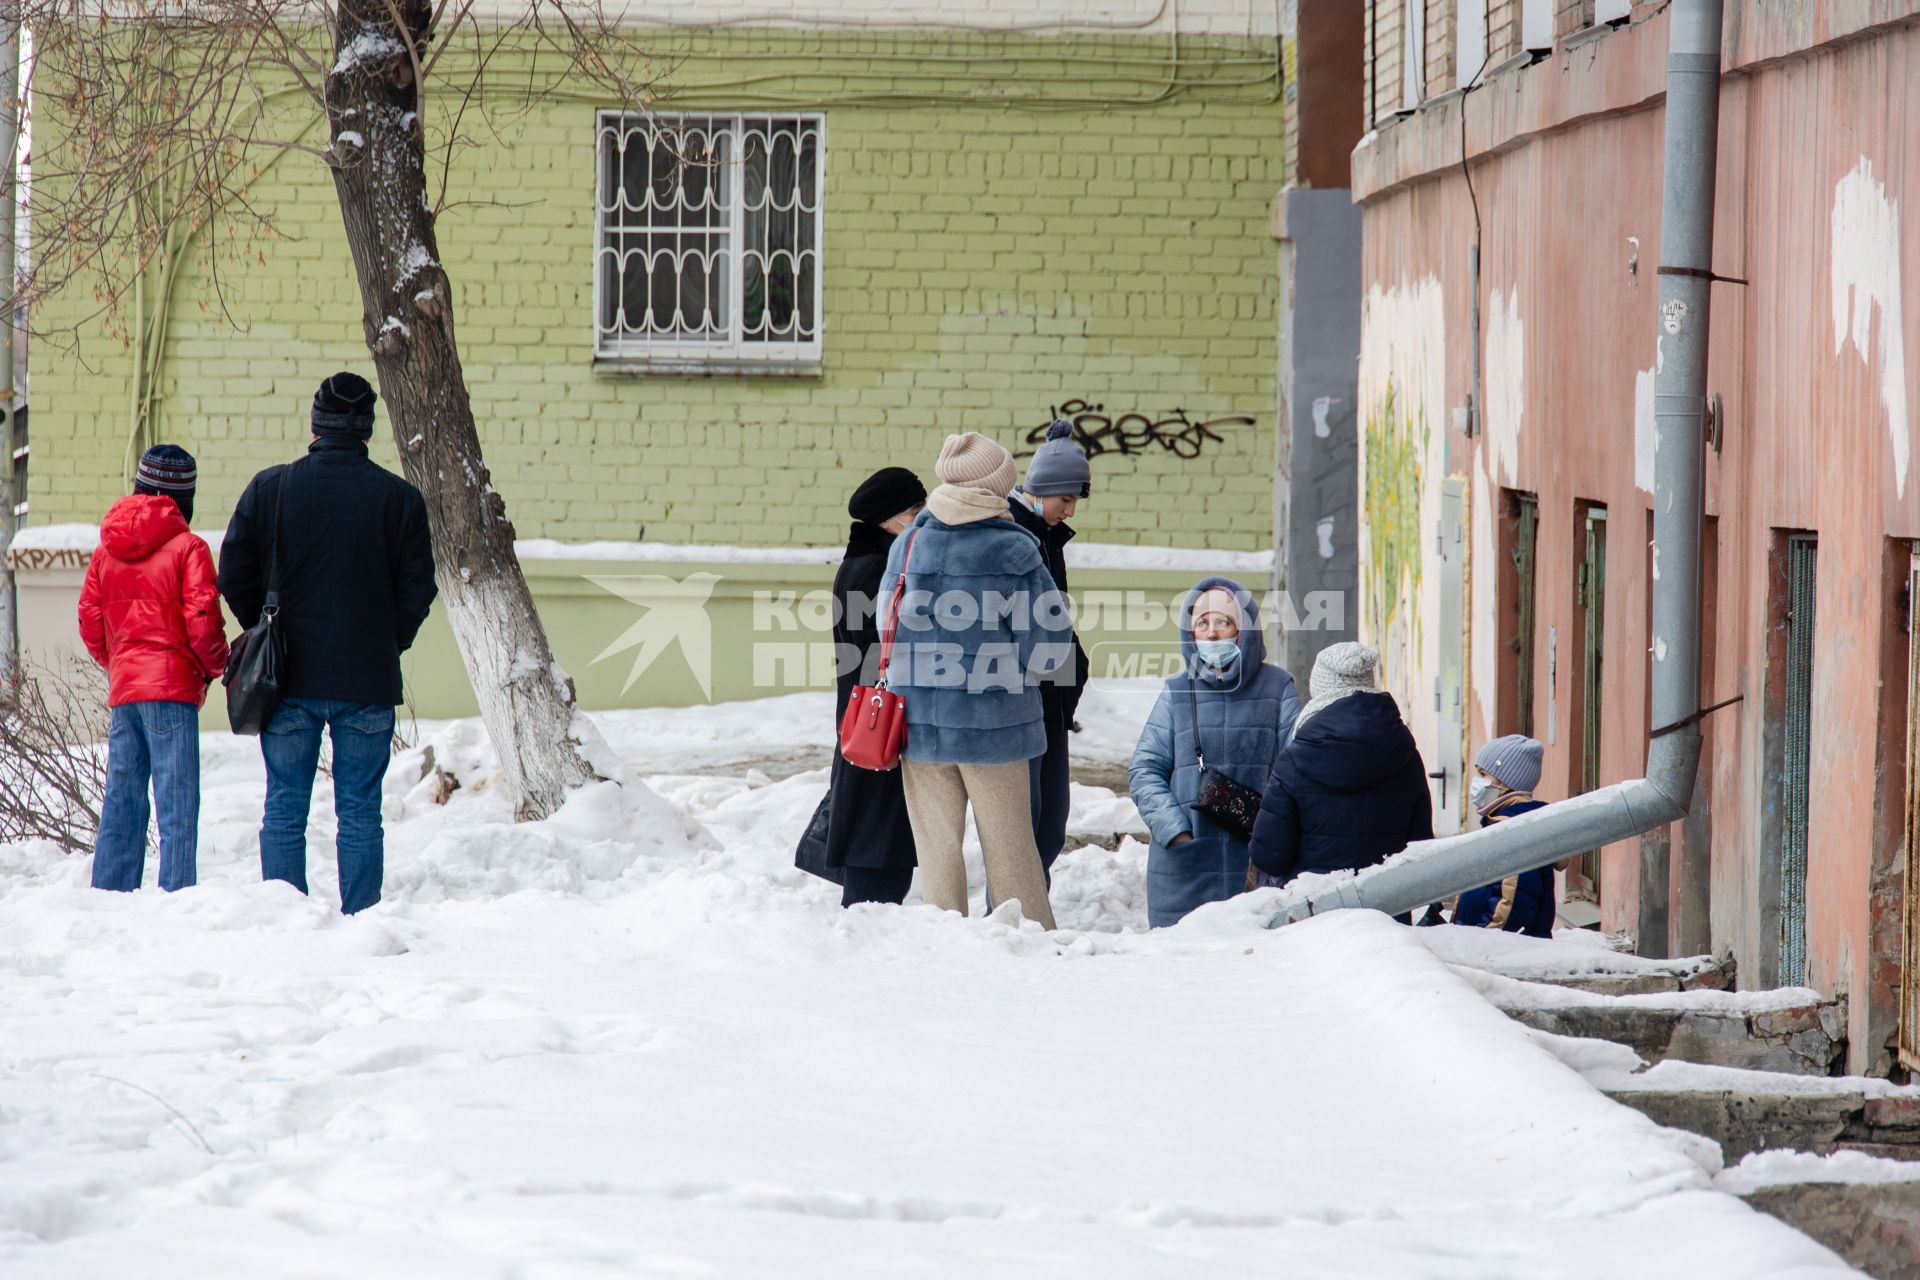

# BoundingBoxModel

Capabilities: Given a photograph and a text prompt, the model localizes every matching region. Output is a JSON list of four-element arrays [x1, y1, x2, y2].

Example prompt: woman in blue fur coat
[[1128, 579, 1301, 927], [877, 432, 1074, 929]]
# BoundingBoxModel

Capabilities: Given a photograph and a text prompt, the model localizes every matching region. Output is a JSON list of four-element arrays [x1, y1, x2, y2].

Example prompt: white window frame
[[593, 111, 826, 374], [1401, 0, 1426, 109], [1522, 0, 1554, 51], [1456, 0, 1488, 89]]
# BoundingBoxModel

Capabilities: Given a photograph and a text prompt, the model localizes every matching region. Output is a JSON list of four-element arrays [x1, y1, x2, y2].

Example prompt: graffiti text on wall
[[1015, 399, 1256, 462]]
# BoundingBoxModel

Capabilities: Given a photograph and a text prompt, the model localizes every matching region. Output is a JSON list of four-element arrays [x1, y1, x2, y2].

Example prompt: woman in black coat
[[1248, 642, 1434, 893], [823, 467, 926, 906]]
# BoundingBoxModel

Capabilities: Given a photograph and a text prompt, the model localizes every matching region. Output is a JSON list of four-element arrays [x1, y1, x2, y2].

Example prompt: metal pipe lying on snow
[[1271, 0, 1725, 927]]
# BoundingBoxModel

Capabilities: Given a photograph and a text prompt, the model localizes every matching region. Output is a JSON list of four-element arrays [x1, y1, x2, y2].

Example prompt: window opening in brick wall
[[594, 113, 823, 370], [1456, 0, 1488, 89], [1521, 0, 1553, 50], [1401, 0, 1427, 109], [7, 402, 23, 527]]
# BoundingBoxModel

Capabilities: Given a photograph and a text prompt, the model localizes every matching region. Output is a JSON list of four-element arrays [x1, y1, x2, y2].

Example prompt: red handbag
[[839, 530, 918, 772]]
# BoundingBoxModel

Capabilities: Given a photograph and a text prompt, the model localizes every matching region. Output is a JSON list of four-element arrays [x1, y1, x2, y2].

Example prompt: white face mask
[[1468, 774, 1501, 811]]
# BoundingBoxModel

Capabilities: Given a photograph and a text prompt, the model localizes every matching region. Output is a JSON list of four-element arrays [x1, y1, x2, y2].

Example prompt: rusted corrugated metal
[[1352, 3, 1920, 1072]]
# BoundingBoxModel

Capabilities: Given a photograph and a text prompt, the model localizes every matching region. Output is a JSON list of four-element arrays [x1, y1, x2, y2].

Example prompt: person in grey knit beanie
[[1473, 734, 1544, 796], [1009, 419, 1092, 891], [1448, 733, 1556, 935], [1022, 419, 1091, 499], [1289, 641, 1380, 740]]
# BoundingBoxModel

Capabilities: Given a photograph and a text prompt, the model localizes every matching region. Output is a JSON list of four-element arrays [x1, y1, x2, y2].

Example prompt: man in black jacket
[[1007, 419, 1091, 887], [219, 373, 437, 914]]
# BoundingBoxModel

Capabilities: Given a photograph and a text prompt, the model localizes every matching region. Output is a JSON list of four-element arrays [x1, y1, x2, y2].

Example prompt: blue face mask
[[1195, 639, 1239, 670]]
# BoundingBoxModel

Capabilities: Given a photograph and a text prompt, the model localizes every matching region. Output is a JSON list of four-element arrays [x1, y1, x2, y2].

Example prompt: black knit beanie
[[848, 466, 927, 526], [312, 372, 378, 438]]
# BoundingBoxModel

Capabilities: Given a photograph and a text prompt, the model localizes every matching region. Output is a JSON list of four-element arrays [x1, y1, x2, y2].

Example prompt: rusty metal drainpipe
[[1271, 0, 1723, 926]]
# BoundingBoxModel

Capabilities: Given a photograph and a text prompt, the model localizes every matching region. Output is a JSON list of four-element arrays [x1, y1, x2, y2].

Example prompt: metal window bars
[[594, 112, 824, 367]]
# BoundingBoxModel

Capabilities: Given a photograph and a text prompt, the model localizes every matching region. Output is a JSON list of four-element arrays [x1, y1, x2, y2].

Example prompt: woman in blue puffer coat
[[1129, 579, 1301, 927]]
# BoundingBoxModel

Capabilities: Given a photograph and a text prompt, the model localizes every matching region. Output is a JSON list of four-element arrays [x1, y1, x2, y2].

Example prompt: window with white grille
[[594, 113, 824, 368]]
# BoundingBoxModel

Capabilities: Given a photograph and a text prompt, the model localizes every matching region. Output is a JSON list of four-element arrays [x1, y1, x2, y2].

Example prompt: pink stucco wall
[[1352, 4, 1920, 1071]]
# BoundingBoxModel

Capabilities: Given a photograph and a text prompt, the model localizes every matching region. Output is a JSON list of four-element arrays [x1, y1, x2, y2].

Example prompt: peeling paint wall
[[1352, 6, 1920, 1073], [1475, 287, 1527, 737], [1357, 274, 1445, 745], [1831, 157, 1910, 502]]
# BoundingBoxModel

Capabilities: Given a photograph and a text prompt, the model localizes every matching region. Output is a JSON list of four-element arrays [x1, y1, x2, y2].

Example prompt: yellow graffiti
[[1363, 378, 1428, 640]]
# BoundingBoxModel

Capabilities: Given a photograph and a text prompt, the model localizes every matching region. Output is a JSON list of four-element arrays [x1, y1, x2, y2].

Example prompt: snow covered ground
[[0, 695, 1853, 1277]]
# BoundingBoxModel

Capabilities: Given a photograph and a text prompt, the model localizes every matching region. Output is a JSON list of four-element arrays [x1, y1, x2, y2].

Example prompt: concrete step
[[1461, 969, 1845, 1075], [1524, 960, 1735, 998], [1734, 1180, 1920, 1280], [1605, 1086, 1920, 1163]]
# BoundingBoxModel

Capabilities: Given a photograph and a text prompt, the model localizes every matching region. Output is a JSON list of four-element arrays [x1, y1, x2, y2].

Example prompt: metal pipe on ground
[[1272, 0, 1725, 926]]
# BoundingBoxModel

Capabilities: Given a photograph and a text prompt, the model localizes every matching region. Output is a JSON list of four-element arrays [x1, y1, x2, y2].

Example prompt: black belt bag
[[1186, 681, 1263, 844]]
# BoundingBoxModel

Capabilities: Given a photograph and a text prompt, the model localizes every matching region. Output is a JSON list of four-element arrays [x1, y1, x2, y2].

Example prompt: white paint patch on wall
[[1633, 366, 1657, 494], [1471, 466, 1497, 743], [1482, 287, 1525, 485], [1830, 156, 1911, 499]]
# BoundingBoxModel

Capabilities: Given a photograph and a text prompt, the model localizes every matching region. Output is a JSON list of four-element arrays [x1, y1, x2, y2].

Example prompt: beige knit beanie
[[934, 432, 1017, 496]]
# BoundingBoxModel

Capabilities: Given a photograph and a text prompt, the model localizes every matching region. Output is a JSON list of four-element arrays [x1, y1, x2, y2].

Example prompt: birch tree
[[25, 0, 657, 819]]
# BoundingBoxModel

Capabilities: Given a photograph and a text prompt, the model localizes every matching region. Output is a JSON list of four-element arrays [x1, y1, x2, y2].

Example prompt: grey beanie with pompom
[[1023, 418, 1091, 498]]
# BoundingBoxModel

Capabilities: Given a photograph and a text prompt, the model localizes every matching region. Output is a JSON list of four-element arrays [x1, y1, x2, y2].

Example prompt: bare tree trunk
[[324, 0, 612, 821]]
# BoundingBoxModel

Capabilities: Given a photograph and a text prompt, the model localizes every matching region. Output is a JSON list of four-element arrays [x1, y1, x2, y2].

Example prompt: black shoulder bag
[[1187, 681, 1264, 844], [223, 462, 296, 736]]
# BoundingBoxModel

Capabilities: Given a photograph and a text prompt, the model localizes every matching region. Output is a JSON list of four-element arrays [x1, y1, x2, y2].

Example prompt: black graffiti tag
[[1015, 399, 1256, 462]]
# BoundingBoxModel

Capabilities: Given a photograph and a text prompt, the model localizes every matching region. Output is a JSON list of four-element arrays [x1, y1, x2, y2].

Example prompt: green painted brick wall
[[30, 30, 1286, 551]]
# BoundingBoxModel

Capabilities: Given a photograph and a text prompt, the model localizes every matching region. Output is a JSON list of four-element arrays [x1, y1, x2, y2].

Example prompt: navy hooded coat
[[1128, 578, 1301, 928], [1247, 691, 1434, 887]]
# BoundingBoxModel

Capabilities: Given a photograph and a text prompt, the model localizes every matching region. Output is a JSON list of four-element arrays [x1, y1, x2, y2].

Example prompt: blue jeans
[[93, 701, 201, 892], [260, 699, 394, 915]]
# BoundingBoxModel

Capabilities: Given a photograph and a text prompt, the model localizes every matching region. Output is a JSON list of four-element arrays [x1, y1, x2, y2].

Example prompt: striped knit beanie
[[134, 444, 198, 494], [934, 432, 1016, 496], [312, 371, 378, 438]]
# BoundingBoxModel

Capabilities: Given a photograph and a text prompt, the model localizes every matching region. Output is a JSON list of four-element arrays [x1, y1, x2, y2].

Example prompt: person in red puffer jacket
[[77, 445, 230, 893]]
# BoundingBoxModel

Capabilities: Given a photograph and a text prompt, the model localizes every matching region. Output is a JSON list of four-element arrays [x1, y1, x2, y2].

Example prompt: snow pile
[[1415, 922, 1717, 983], [1718, 1149, 1920, 1195], [0, 699, 1856, 1277], [5, 523, 103, 553], [1597, 1059, 1918, 1099], [1449, 963, 1824, 1016]]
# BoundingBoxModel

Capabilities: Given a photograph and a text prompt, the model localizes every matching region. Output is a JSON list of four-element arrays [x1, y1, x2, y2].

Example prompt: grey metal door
[[1780, 534, 1818, 988], [1431, 481, 1467, 834], [1901, 548, 1920, 1069]]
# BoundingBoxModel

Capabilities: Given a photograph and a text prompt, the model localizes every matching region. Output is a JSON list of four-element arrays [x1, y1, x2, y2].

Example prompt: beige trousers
[[900, 758, 1057, 930]]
